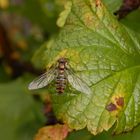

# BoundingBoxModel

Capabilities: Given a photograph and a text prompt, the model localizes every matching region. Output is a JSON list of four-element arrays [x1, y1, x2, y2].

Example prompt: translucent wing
[[66, 69, 92, 95], [28, 66, 56, 90]]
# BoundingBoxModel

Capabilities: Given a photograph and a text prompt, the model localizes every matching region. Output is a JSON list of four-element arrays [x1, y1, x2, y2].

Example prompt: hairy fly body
[[55, 58, 67, 94]]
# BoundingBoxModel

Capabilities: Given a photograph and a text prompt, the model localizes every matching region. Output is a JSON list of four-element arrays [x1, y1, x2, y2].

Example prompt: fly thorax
[[59, 63, 65, 70]]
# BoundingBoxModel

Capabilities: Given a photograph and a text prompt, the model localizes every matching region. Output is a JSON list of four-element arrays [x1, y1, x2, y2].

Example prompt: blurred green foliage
[[0, 78, 45, 140]]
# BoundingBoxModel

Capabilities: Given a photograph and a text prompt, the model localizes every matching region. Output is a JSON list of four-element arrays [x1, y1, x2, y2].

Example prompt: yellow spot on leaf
[[62, 48, 81, 67], [46, 49, 68, 68], [111, 94, 124, 107], [46, 48, 81, 69], [84, 13, 94, 27], [109, 95, 125, 116], [106, 89, 125, 116]]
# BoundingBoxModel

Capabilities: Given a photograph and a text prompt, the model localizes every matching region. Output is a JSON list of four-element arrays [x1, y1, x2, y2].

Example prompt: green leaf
[[0, 78, 45, 140], [67, 129, 92, 140], [102, 0, 122, 13], [57, 1, 72, 27], [67, 125, 140, 140], [35, 0, 140, 135], [32, 38, 57, 68], [121, 9, 140, 34]]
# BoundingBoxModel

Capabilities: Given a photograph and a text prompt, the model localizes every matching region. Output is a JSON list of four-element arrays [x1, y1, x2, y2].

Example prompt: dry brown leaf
[[34, 124, 71, 140]]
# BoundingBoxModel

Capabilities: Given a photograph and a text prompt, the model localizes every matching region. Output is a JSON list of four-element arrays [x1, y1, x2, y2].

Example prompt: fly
[[28, 58, 91, 95]]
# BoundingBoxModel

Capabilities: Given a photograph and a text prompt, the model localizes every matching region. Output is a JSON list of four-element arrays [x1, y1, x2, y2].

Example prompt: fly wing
[[28, 66, 56, 90], [66, 69, 92, 95]]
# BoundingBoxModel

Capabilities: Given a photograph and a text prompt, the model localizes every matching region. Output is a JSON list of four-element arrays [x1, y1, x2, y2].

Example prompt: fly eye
[[57, 59, 60, 62], [58, 58, 68, 63]]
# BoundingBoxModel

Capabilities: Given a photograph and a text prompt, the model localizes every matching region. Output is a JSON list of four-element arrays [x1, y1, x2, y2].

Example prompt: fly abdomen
[[56, 87, 64, 94], [56, 74, 67, 94], [55, 58, 68, 94]]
